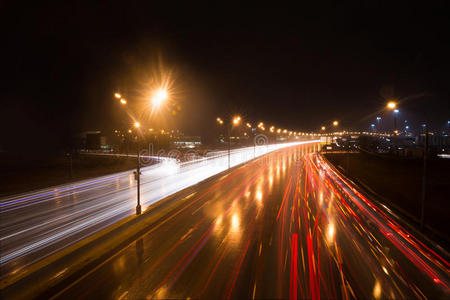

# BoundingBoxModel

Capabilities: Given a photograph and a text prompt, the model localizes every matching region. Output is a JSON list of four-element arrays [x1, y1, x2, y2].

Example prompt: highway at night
[[5, 143, 446, 299], [0, 142, 310, 277]]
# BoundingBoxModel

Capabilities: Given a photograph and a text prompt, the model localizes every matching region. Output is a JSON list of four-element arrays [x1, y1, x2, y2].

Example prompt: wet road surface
[[49, 144, 449, 299], [0, 142, 305, 276]]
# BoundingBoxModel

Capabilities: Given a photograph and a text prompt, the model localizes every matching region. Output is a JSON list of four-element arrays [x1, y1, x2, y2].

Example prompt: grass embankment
[[324, 152, 450, 239]]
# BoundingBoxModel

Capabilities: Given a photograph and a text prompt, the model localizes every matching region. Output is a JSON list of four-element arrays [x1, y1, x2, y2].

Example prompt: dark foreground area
[[324, 152, 450, 239]]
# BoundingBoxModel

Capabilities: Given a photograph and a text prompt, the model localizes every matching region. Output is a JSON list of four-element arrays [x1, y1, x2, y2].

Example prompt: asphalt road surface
[[0, 142, 307, 276], [48, 144, 449, 299]]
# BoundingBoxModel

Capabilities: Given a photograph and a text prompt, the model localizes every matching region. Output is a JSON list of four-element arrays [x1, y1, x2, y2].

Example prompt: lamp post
[[114, 87, 168, 216], [393, 109, 399, 134], [133, 122, 142, 215], [114, 92, 129, 155], [421, 123, 428, 230], [216, 117, 224, 144], [376, 117, 381, 131], [228, 116, 241, 169], [386, 101, 397, 134], [332, 121, 339, 136]]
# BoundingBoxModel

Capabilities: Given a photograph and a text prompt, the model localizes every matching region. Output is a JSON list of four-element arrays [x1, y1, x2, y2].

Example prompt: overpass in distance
[[1, 141, 449, 299]]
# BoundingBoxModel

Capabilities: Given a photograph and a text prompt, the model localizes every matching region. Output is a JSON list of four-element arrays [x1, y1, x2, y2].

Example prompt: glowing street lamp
[[232, 116, 241, 126], [321, 126, 326, 131], [132, 121, 142, 215], [120, 98, 127, 104], [387, 101, 396, 110], [114, 92, 122, 99], [333, 121, 339, 127], [152, 88, 168, 107], [228, 115, 242, 168], [386, 102, 399, 133]]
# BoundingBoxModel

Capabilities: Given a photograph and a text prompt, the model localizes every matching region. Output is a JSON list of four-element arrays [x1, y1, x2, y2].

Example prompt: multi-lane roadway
[[0, 142, 307, 277], [39, 143, 449, 299]]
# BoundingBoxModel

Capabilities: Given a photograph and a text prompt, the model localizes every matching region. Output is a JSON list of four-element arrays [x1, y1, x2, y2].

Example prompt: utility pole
[[420, 123, 428, 230], [134, 135, 142, 215]]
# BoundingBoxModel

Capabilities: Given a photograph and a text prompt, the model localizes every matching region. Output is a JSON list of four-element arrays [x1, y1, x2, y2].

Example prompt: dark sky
[[3, 2, 450, 151]]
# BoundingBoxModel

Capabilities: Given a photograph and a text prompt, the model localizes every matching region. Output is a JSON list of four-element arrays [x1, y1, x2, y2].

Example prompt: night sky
[[3, 2, 450, 152]]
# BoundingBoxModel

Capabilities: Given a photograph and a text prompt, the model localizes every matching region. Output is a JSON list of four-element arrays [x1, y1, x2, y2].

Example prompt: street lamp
[[387, 101, 398, 133], [332, 120, 339, 127], [228, 115, 241, 168], [114, 86, 169, 216], [133, 121, 142, 215], [152, 88, 168, 107], [321, 126, 326, 131], [387, 101, 396, 110]]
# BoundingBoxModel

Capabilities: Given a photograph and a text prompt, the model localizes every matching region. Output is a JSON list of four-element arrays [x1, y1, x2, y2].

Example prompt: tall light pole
[[421, 123, 428, 230], [393, 109, 399, 134], [133, 122, 142, 215], [228, 116, 241, 169], [332, 121, 339, 136], [114, 87, 168, 216], [113, 92, 129, 155], [387, 101, 397, 134], [216, 117, 224, 143], [376, 117, 381, 131]]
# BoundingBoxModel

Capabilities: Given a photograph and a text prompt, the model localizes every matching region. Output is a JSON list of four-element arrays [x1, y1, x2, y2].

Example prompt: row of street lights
[[320, 120, 339, 132], [322, 102, 400, 134], [216, 116, 307, 168], [113, 88, 169, 215]]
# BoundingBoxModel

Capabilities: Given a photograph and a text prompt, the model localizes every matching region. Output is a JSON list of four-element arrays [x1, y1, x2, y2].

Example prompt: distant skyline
[[3, 2, 449, 151]]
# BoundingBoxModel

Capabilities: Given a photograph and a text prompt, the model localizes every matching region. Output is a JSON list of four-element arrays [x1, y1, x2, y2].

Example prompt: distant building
[[79, 131, 110, 151]]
